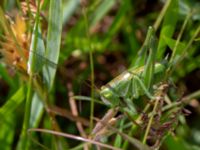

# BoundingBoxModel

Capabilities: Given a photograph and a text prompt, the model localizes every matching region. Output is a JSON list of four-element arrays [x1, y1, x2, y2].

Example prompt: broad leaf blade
[[62, 0, 80, 25], [0, 87, 25, 150], [0, 113, 15, 150], [0, 86, 26, 116], [28, 24, 45, 74], [43, 0, 62, 90]]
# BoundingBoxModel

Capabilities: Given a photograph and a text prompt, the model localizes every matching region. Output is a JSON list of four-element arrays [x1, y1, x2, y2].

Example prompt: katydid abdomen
[[100, 63, 166, 106]]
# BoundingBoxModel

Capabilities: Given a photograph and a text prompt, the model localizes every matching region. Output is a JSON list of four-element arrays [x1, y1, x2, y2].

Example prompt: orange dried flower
[[0, 14, 30, 72]]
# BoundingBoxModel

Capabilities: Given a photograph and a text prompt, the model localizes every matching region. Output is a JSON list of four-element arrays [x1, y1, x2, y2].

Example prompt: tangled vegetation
[[0, 0, 200, 150]]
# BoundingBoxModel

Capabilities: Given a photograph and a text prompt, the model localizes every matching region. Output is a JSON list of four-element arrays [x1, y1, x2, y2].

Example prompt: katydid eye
[[100, 86, 112, 98]]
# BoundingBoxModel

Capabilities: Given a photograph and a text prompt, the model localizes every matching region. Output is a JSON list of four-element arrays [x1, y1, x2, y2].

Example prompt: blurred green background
[[0, 0, 200, 150]]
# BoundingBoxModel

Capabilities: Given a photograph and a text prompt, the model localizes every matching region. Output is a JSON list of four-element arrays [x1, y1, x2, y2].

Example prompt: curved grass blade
[[90, 0, 115, 27], [28, 128, 122, 150], [0, 86, 26, 150], [0, 86, 26, 118], [157, 0, 178, 60], [62, 0, 80, 25]]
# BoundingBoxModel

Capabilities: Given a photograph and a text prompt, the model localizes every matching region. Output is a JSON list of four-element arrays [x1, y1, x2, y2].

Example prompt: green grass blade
[[43, 0, 62, 90], [169, 12, 191, 64], [164, 135, 189, 150], [0, 86, 26, 116], [157, 0, 178, 60], [17, 3, 44, 149], [30, 94, 44, 128], [17, 76, 33, 150], [90, 0, 115, 27], [28, 25, 45, 128], [114, 119, 124, 148], [153, 0, 172, 31], [28, 0, 45, 75], [25, 2, 45, 142], [62, 0, 80, 25], [29, 25, 45, 130], [102, 0, 130, 49], [0, 113, 15, 150], [28, 24, 45, 74], [163, 36, 186, 55], [0, 87, 24, 150]]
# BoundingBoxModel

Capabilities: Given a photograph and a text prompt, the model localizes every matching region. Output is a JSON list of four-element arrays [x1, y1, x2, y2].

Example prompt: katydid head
[[100, 85, 121, 107]]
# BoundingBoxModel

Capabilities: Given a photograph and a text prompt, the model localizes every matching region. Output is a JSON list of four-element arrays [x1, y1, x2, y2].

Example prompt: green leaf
[[0, 113, 15, 150], [157, 0, 178, 60], [164, 135, 191, 150], [90, 0, 115, 27], [0, 86, 26, 117], [114, 119, 124, 148], [0, 86, 25, 150], [43, 0, 62, 90], [62, 0, 80, 25], [29, 93, 44, 128], [28, 23, 45, 74], [0, 85, 25, 150], [163, 36, 186, 56], [102, 0, 130, 49]]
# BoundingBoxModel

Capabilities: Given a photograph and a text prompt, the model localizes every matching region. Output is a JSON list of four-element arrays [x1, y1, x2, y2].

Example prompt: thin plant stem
[[165, 12, 192, 80], [162, 89, 200, 112], [142, 97, 160, 144], [82, 5, 95, 131], [25, 0, 33, 32], [169, 12, 192, 64], [170, 26, 200, 74], [182, 90, 200, 103], [122, 103, 151, 149], [153, 0, 172, 31]]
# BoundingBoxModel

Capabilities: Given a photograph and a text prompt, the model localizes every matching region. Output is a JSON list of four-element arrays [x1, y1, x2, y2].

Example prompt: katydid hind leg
[[121, 78, 132, 98], [128, 71, 152, 99], [134, 26, 155, 68], [142, 27, 157, 90], [134, 75, 154, 99]]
